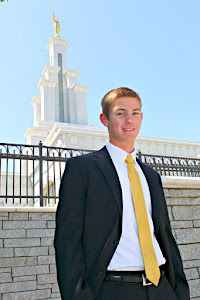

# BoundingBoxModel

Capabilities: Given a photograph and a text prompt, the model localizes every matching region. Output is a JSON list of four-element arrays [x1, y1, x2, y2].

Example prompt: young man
[[54, 87, 189, 300]]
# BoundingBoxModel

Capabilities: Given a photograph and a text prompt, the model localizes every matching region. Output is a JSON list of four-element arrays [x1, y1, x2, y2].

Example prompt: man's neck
[[109, 141, 135, 154]]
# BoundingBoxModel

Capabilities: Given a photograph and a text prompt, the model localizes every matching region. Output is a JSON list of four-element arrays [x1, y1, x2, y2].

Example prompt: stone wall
[[163, 177, 200, 299], [0, 178, 199, 299], [0, 208, 58, 300]]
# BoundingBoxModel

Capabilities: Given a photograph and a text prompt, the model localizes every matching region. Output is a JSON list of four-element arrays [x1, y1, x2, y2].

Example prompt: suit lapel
[[92, 147, 160, 233], [137, 159, 161, 236], [93, 147, 123, 214]]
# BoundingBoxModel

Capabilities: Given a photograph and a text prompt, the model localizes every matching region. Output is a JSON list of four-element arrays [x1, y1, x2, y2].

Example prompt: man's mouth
[[123, 128, 134, 131]]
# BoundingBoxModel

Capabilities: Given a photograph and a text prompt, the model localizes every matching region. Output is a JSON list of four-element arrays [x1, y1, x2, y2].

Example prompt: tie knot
[[125, 155, 134, 164]]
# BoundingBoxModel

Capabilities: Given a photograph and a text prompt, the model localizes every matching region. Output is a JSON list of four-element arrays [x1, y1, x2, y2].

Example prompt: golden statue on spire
[[51, 8, 60, 38]]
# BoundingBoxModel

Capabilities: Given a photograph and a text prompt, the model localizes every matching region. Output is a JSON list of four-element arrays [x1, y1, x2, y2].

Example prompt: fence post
[[39, 141, 43, 207], [137, 149, 142, 161]]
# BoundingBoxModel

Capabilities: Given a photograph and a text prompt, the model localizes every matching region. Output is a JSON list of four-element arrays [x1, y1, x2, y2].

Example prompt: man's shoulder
[[67, 146, 108, 164]]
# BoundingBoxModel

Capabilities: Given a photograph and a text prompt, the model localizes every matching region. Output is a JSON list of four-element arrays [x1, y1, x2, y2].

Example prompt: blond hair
[[101, 87, 142, 119]]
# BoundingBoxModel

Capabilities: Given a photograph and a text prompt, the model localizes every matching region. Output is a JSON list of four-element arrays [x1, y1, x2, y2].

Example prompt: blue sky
[[0, 0, 199, 144]]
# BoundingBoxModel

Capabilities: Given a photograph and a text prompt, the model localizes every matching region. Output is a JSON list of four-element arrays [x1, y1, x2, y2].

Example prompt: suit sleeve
[[54, 158, 95, 300], [158, 176, 190, 300]]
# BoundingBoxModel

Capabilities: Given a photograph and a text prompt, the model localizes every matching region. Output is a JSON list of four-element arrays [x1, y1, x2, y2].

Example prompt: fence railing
[[137, 151, 200, 177], [0, 142, 92, 207], [0, 142, 199, 207]]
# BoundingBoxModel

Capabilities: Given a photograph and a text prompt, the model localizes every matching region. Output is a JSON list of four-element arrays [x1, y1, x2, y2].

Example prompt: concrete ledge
[[162, 176, 200, 189], [0, 207, 56, 213]]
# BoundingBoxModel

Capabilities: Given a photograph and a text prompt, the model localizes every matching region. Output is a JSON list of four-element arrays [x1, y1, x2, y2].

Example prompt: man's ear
[[100, 113, 109, 127]]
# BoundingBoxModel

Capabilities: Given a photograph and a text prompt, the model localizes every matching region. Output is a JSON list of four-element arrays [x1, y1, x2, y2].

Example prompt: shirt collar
[[106, 142, 136, 165]]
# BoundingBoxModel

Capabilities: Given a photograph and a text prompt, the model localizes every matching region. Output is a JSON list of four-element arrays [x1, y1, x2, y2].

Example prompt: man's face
[[100, 97, 143, 152]]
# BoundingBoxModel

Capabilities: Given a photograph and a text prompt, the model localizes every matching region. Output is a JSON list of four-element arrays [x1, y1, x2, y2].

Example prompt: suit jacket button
[[114, 241, 119, 246], [98, 272, 103, 277]]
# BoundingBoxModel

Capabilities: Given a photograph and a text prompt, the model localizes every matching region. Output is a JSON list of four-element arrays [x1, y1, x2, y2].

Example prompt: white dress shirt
[[106, 142, 166, 271]]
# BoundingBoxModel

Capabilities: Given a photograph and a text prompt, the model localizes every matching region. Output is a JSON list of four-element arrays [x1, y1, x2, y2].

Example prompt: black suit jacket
[[54, 146, 189, 300]]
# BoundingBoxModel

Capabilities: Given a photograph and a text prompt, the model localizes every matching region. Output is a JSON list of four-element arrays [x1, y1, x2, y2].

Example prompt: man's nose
[[125, 114, 134, 123]]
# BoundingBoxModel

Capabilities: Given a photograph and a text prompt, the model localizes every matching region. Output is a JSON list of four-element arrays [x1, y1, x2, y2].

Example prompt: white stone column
[[38, 79, 57, 122], [42, 66, 60, 122], [72, 85, 89, 125], [64, 70, 80, 123], [31, 96, 41, 126], [43, 66, 60, 81], [64, 70, 80, 88]]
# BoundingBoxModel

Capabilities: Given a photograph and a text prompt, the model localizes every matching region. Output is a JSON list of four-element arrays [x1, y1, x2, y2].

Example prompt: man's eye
[[133, 112, 140, 116], [117, 112, 124, 115]]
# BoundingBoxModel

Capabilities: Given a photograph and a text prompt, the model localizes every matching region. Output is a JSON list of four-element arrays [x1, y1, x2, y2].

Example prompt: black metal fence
[[137, 151, 200, 177], [0, 142, 199, 207], [0, 142, 92, 207]]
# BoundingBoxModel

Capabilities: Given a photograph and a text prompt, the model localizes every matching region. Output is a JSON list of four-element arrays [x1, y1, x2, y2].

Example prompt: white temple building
[[1, 29, 200, 208], [25, 34, 200, 159]]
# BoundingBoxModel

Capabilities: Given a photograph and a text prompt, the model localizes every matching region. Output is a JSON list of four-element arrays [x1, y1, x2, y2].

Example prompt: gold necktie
[[125, 155, 160, 286]]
